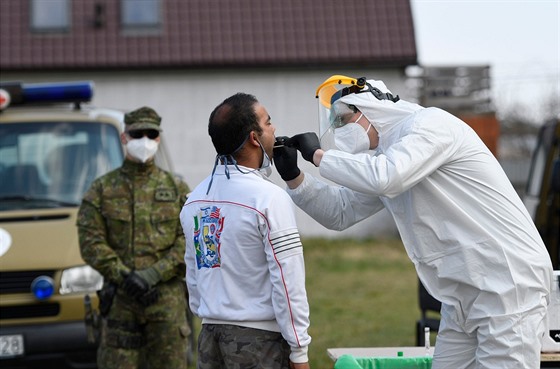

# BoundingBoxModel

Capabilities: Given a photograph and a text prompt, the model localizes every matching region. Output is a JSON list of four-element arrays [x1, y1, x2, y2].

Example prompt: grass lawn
[[188, 237, 430, 368], [303, 237, 422, 367]]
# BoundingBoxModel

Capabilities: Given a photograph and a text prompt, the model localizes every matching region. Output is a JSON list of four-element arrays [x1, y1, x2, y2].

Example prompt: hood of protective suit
[[335, 79, 423, 150]]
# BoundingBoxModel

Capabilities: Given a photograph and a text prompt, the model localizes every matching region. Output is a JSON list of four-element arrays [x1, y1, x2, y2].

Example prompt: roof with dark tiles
[[0, 0, 417, 71]]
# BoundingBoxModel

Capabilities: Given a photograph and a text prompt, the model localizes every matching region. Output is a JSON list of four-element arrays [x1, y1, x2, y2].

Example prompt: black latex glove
[[122, 271, 150, 299], [286, 132, 321, 164], [273, 136, 301, 181]]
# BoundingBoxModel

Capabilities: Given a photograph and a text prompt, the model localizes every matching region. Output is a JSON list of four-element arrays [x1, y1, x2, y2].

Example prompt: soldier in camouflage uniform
[[77, 107, 191, 369]]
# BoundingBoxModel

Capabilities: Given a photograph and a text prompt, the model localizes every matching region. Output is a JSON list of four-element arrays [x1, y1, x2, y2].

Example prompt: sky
[[410, 0, 560, 123]]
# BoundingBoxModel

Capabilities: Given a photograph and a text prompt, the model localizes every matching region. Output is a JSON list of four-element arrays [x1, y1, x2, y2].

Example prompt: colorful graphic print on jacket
[[193, 206, 223, 269]]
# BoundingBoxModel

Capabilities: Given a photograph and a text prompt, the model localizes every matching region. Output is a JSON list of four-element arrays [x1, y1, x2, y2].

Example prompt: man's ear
[[248, 131, 260, 147]]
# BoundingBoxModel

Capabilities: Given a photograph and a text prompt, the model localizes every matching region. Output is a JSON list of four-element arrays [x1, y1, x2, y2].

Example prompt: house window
[[30, 0, 70, 32], [121, 0, 160, 31]]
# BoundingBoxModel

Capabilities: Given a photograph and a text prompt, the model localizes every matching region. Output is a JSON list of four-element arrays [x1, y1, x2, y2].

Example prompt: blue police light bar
[[0, 81, 94, 107], [23, 81, 93, 103]]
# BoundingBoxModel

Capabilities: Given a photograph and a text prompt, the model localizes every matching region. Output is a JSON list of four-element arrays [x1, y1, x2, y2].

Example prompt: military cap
[[124, 106, 162, 131]]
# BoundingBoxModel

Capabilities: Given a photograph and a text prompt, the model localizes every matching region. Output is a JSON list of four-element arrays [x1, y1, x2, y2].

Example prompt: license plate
[[0, 335, 24, 358]]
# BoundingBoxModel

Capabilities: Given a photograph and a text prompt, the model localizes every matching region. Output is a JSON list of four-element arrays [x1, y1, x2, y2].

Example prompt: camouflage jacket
[[77, 159, 189, 285]]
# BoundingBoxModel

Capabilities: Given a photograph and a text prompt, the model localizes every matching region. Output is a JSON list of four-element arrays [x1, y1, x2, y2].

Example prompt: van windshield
[[0, 122, 124, 210]]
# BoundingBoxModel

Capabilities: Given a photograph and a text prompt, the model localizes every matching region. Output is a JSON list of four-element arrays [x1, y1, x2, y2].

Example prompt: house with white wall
[[0, 0, 418, 237]]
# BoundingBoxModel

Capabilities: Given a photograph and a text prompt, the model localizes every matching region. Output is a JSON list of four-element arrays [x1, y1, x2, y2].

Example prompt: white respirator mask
[[333, 114, 372, 154], [126, 136, 159, 163]]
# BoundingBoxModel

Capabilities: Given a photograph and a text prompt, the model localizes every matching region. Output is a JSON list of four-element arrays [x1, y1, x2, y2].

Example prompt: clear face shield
[[315, 75, 367, 150], [315, 75, 400, 151]]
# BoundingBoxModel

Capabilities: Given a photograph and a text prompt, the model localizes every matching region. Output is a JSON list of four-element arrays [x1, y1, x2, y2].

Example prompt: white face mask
[[333, 114, 372, 154], [126, 136, 159, 163], [258, 141, 273, 177]]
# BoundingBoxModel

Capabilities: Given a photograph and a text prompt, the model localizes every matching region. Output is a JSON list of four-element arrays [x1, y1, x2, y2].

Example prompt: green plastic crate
[[334, 354, 432, 369]]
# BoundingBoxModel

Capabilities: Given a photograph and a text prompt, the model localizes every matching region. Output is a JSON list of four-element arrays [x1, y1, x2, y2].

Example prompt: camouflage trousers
[[97, 279, 190, 369], [198, 324, 291, 369]]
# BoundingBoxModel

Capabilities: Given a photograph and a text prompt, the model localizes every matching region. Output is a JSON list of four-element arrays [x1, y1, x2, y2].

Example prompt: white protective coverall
[[288, 80, 553, 369]]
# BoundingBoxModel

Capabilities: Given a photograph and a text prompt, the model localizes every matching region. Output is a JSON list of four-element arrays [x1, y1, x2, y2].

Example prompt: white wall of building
[[3, 69, 412, 238]]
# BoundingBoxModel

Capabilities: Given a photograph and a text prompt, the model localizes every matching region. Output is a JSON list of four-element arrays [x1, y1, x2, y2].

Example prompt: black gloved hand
[[286, 132, 321, 164], [273, 136, 301, 181], [138, 287, 159, 306], [122, 271, 150, 299]]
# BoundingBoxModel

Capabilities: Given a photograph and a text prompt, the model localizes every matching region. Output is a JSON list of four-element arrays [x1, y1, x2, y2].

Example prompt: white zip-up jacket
[[181, 165, 311, 363], [288, 82, 552, 327]]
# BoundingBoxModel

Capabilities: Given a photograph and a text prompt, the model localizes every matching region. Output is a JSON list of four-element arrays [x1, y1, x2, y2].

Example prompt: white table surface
[[327, 346, 434, 361]]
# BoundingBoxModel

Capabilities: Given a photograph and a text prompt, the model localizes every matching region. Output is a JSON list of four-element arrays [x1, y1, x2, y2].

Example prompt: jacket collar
[[121, 158, 157, 176]]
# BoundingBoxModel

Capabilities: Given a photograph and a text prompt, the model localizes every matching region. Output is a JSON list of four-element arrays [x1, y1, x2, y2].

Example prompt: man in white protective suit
[[272, 75, 554, 369]]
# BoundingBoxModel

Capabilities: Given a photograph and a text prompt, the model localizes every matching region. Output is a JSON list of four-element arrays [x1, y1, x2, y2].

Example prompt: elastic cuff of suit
[[289, 345, 308, 364]]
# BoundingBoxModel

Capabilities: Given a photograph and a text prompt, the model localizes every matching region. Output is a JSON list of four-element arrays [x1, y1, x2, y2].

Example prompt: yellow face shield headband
[[316, 75, 400, 108], [315, 75, 367, 109]]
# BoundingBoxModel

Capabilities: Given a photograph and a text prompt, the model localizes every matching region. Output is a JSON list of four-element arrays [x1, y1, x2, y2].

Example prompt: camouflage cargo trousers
[[198, 324, 291, 369], [97, 279, 191, 369]]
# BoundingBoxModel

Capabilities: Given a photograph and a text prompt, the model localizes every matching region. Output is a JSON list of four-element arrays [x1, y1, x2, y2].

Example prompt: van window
[[0, 122, 123, 210]]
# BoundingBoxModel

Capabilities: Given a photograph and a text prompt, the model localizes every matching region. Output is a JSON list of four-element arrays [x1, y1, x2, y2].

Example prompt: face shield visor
[[315, 75, 400, 150], [315, 75, 367, 150]]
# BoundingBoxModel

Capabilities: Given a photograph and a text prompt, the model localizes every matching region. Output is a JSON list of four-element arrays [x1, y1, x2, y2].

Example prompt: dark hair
[[208, 93, 262, 156]]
